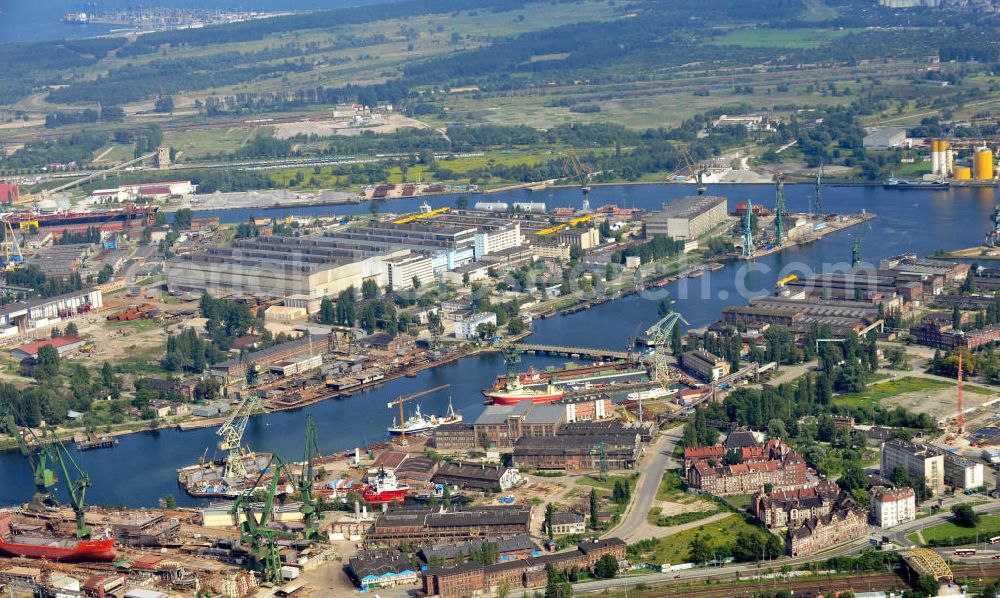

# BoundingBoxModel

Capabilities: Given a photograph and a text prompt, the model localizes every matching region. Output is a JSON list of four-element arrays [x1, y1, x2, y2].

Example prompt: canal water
[[0, 183, 994, 507]]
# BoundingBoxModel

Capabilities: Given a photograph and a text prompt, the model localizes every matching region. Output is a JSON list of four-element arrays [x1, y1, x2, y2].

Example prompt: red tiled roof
[[14, 335, 85, 356], [684, 446, 726, 460]]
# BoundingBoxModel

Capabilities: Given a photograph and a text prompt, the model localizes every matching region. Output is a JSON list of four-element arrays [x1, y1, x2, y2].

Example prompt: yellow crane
[[386, 384, 451, 445], [392, 207, 450, 225]]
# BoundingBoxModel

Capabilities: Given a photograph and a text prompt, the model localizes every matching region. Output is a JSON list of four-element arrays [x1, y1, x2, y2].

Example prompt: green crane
[[50, 439, 93, 539], [742, 199, 754, 258], [774, 173, 786, 246], [232, 457, 294, 583], [297, 415, 322, 540], [1, 411, 57, 510]]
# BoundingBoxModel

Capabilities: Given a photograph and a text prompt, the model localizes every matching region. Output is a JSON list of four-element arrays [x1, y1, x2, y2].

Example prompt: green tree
[[36, 344, 61, 379], [318, 297, 336, 325], [839, 462, 867, 492], [173, 208, 194, 230], [477, 321, 498, 340], [916, 574, 940, 597], [412, 275, 422, 290], [951, 503, 980, 528], [64, 322, 78, 337], [507, 318, 526, 335], [361, 279, 380, 300], [97, 264, 114, 284], [594, 554, 619, 579], [456, 195, 469, 210], [545, 503, 555, 540], [164, 493, 177, 508], [688, 536, 713, 565]]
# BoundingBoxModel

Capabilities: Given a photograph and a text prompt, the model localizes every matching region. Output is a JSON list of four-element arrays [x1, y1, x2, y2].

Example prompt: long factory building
[[166, 209, 601, 299]]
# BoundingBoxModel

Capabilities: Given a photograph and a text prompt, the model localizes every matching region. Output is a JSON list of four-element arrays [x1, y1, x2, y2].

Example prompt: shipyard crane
[[679, 147, 707, 195], [231, 457, 294, 584], [49, 438, 93, 539], [564, 149, 594, 212], [742, 198, 755, 258], [850, 209, 871, 269], [774, 173, 786, 246], [217, 393, 263, 482], [386, 384, 450, 445], [644, 309, 688, 383], [296, 415, 322, 540], [812, 163, 825, 218], [0, 412, 57, 509]]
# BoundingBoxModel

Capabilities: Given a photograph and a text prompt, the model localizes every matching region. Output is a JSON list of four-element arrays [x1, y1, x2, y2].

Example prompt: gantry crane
[[231, 457, 294, 584], [564, 149, 594, 212], [217, 393, 262, 482], [774, 173, 786, 246], [387, 384, 450, 445]]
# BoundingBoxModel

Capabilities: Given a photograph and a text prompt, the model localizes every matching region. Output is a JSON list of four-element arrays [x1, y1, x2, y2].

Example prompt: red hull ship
[[363, 468, 409, 504], [1, 206, 157, 237], [483, 376, 565, 405], [0, 512, 116, 562]]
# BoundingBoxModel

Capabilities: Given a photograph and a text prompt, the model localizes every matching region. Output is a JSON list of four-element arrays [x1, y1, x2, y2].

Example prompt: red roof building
[[11, 335, 86, 360]]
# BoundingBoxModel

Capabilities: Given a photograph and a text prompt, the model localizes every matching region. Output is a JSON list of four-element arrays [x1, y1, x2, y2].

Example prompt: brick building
[[750, 480, 841, 529], [432, 462, 522, 492], [513, 431, 641, 471], [686, 439, 807, 496], [367, 506, 531, 547], [421, 538, 627, 598], [786, 506, 870, 556]]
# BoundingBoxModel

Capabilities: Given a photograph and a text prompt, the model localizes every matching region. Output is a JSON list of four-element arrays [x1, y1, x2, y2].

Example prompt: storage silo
[[953, 166, 972, 180], [974, 148, 994, 180]]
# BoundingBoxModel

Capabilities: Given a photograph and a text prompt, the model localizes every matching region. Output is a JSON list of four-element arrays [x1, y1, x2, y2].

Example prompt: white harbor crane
[[217, 393, 262, 482], [644, 310, 688, 384]]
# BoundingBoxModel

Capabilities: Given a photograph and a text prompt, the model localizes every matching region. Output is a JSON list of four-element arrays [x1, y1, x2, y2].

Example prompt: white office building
[[455, 312, 497, 340], [870, 486, 916, 528]]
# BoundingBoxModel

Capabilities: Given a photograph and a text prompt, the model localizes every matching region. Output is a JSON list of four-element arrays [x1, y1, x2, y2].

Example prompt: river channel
[[0, 182, 994, 507]]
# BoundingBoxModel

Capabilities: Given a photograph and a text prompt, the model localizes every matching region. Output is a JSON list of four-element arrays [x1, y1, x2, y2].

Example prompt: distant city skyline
[[0, 0, 372, 43]]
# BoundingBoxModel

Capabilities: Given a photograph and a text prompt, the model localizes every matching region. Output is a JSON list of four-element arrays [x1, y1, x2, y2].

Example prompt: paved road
[[577, 500, 1000, 594], [606, 426, 683, 543]]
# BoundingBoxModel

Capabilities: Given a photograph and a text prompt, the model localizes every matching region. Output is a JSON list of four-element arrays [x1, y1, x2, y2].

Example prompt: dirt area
[[296, 548, 362, 597], [274, 114, 435, 139]]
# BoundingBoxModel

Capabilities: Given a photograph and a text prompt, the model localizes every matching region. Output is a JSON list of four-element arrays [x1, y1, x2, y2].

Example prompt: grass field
[[628, 514, 760, 565], [834, 376, 989, 409], [713, 28, 854, 49], [907, 514, 1000, 545]]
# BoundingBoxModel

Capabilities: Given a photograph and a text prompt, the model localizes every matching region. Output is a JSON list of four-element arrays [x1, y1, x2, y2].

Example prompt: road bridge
[[514, 343, 630, 361], [904, 548, 953, 581]]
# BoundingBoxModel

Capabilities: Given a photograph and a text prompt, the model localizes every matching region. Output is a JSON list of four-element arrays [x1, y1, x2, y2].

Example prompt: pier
[[514, 343, 630, 360]]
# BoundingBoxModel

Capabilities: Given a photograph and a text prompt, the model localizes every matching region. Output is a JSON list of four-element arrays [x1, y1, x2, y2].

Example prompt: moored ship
[[0, 512, 116, 562], [387, 399, 462, 436], [363, 468, 409, 504], [483, 375, 565, 405]]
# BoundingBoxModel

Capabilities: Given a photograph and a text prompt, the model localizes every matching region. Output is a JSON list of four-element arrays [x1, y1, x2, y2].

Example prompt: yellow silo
[[953, 166, 972, 180], [974, 148, 994, 180]]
